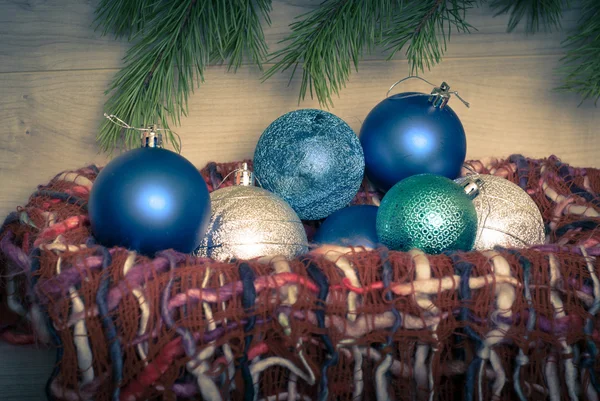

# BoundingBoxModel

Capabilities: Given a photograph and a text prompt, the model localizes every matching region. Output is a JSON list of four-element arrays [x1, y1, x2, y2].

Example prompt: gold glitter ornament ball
[[196, 164, 308, 261], [454, 174, 545, 250]]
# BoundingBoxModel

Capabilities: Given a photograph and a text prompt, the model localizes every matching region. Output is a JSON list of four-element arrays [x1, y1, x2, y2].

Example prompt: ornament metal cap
[[461, 177, 483, 200], [429, 82, 452, 109], [386, 76, 470, 109], [233, 163, 255, 186], [141, 125, 163, 148]]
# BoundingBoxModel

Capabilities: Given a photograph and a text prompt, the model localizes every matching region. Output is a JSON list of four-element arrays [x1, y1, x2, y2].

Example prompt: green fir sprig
[[264, 0, 475, 107], [489, 0, 566, 33], [381, 0, 475, 74], [557, 0, 600, 104], [263, 0, 393, 108], [94, 0, 149, 38], [96, 0, 271, 153], [94, 0, 599, 154]]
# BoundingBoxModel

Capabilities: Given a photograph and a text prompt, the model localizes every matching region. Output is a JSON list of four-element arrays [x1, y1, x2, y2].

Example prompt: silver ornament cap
[[140, 124, 163, 148], [234, 162, 255, 186], [460, 177, 483, 200]]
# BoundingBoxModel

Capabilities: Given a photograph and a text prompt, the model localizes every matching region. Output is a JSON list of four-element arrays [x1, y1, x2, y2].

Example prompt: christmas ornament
[[360, 77, 470, 192], [196, 163, 308, 261], [88, 127, 211, 255], [253, 109, 364, 220], [313, 205, 379, 248], [376, 174, 478, 254], [454, 174, 545, 250]]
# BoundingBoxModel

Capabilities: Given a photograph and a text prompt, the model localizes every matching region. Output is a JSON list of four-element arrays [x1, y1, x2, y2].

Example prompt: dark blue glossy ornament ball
[[313, 205, 379, 248], [253, 109, 365, 220], [360, 92, 467, 192], [88, 148, 211, 256]]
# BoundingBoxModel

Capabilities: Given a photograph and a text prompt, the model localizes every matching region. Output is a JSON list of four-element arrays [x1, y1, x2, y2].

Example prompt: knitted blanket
[[0, 155, 599, 401]]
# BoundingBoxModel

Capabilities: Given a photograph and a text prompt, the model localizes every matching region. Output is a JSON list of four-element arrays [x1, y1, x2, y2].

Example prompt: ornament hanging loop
[[216, 162, 262, 189], [103, 113, 182, 153], [386, 76, 470, 109]]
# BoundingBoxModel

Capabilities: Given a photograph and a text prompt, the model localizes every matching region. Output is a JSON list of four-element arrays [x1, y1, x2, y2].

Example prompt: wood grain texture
[[0, 0, 582, 73], [1, 56, 598, 221], [0, 342, 55, 400], [0, 1, 599, 399]]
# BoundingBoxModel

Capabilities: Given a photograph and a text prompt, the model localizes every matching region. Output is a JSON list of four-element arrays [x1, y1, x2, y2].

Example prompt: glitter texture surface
[[253, 109, 365, 220], [376, 174, 477, 254], [196, 185, 308, 261], [455, 174, 545, 250]]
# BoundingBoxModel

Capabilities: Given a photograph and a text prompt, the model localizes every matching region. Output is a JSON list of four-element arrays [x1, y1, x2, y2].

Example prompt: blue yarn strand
[[379, 249, 400, 388], [29, 247, 62, 401], [502, 249, 535, 401], [96, 246, 123, 401], [446, 252, 482, 401], [239, 263, 256, 401], [464, 357, 482, 401], [31, 190, 88, 210], [380, 249, 402, 343], [306, 260, 338, 401], [508, 154, 530, 190], [584, 285, 600, 393], [446, 253, 482, 345], [1, 211, 20, 230]]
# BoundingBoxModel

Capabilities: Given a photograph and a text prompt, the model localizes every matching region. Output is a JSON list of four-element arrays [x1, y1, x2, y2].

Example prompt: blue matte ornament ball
[[313, 205, 379, 248], [360, 92, 467, 192], [253, 109, 365, 220], [88, 147, 211, 256]]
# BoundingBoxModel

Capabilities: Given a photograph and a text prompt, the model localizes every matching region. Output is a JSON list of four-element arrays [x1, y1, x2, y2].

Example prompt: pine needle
[[94, 0, 149, 39], [382, 0, 475, 75], [96, 0, 271, 154], [264, 0, 475, 107], [263, 0, 393, 108], [557, 0, 600, 104], [489, 0, 566, 33], [94, 0, 597, 154]]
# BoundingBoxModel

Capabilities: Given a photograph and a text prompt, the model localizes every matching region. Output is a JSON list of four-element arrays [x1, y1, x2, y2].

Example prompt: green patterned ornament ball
[[376, 174, 478, 254]]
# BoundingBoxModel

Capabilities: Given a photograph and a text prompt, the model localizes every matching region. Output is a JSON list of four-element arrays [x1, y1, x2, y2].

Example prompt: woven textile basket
[[1, 154, 599, 401]]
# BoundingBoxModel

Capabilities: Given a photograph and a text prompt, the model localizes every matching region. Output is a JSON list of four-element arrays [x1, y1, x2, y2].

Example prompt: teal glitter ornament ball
[[253, 109, 364, 220], [376, 174, 477, 254]]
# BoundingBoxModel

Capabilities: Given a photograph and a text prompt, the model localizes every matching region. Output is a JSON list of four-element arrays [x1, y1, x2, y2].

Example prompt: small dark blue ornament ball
[[360, 92, 467, 192], [254, 109, 365, 220], [88, 148, 210, 256], [313, 205, 379, 248]]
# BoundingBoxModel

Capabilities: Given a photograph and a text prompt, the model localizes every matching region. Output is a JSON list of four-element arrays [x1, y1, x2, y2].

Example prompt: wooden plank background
[[0, 1, 598, 399]]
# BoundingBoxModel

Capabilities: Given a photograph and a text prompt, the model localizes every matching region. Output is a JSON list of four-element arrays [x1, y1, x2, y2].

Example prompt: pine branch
[[96, 0, 271, 154], [264, 0, 474, 107], [382, 0, 475, 74], [94, 0, 149, 38], [224, 0, 272, 71], [263, 0, 395, 108], [557, 0, 600, 104], [489, 0, 566, 33]]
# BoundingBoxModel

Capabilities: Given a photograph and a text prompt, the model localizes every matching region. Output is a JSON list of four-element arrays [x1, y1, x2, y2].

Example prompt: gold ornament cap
[[234, 163, 255, 187]]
